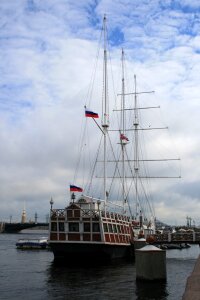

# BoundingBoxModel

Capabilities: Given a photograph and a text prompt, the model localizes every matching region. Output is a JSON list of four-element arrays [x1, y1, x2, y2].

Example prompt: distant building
[[155, 219, 171, 230], [21, 209, 26, 223]]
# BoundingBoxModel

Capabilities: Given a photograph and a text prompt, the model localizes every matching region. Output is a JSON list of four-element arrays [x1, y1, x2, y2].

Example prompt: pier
[[182, 255, 200, 300], [149, 232, 200, 245]]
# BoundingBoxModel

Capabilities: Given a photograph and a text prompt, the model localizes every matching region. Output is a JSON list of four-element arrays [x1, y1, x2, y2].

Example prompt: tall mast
[[102, 15, 109, 208], [121, 49, 126, 213], [116, 70, 180, 223], [133, 75, 139, 218]]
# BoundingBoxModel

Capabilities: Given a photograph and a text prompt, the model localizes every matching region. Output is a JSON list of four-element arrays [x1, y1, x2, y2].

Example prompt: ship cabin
[[49, 195, 133, 245]]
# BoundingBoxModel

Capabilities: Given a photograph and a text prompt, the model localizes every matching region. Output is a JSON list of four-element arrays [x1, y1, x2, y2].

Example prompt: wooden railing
[[50, 208, 130, 221]]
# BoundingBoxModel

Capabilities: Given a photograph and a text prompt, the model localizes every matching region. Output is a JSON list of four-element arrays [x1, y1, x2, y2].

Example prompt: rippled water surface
[[0, 231, 199, 300]]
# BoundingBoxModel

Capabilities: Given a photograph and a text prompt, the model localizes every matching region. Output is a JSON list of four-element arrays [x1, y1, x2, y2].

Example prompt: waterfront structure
[[151, 231, 200, 245], [2, 222, 48, 233], [183, 255, 200, 299], [48, 16, 179, 261], [135, 245, 166, 281]]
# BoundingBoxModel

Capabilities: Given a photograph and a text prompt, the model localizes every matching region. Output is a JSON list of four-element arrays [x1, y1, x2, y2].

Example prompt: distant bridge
[[0, 222, 49, 233]]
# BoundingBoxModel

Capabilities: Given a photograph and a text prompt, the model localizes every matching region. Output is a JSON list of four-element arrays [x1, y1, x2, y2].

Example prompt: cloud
[[0, 0, 200, 226]]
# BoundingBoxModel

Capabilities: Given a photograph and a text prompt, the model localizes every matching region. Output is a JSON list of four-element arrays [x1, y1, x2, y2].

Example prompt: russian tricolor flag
[[70, 185, 83, 192], [85, 109, 99, 118]]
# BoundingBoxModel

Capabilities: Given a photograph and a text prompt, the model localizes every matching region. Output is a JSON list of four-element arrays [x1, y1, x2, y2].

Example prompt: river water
[[0, 231, 199, 300]]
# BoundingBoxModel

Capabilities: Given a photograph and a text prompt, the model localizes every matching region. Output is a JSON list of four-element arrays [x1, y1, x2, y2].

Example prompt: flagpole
[[102, 14, 109, 212], [133, 75, 139, 220], [121, 49, 126, 214], [92, 118, 105, 135]]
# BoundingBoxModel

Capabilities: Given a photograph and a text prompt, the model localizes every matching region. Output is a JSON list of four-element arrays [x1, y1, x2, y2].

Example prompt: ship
[[48, 16, 179, 262], [16, 238, 48, 250]]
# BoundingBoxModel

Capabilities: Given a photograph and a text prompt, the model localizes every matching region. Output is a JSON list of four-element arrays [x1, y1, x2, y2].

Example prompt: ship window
[[103, 223, 108, 232], [67, 210, 73, 218], [84, 223, 91, 232], [68, 222, 79, 232], [74, 209, 80, 218], [59, 222, 65, 232], [113, 224, 117, 233], [117, 225, 121, 233], [51, 222, 57, 231], [92, 223, 100, 232], [78, 198, 87, 203], [108, 223, 113, 233]]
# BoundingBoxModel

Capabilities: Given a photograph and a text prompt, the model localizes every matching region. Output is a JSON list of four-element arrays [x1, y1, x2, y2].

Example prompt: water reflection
[[47, 260, 137, 299], [47, 259, 169, 300], [136, 280, 168, 300], [45, 246, 200, 300]]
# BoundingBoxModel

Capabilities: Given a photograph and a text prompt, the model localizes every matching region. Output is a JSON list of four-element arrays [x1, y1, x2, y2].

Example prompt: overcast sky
[[0, 0, 200, 225]]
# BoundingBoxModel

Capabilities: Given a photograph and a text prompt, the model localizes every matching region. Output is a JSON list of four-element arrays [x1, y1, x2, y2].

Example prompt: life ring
[[146, 235, 155, 244]]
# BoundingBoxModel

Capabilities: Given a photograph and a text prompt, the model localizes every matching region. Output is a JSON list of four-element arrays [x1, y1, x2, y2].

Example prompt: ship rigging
[[48, 15, 180, 261]]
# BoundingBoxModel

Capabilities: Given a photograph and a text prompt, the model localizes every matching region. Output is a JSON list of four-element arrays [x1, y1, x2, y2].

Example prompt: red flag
[[120, 133, 129, 141]]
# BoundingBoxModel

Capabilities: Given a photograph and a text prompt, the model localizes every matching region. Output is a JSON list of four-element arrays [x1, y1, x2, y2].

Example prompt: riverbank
[[182, 254, 200, 300]]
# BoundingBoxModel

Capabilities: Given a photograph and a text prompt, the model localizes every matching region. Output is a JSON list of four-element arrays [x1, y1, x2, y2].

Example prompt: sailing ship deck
[[48, 199, 136, 260], [49, 205, 133, 244]]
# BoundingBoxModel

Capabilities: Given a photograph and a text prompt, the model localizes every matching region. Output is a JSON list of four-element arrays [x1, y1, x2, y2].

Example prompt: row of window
[[51, 222, 130, 235], [103, 223, 130, 234], [51, 222, 100, 233]]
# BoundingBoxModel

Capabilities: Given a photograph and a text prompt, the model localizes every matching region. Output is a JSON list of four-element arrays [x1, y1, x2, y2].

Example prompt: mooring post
[[135, 245, 166, 281]]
